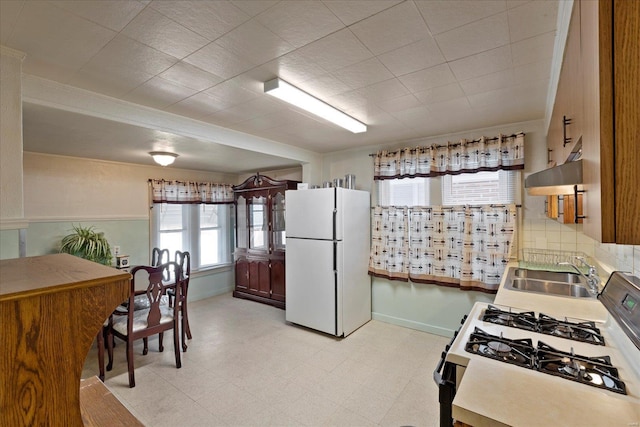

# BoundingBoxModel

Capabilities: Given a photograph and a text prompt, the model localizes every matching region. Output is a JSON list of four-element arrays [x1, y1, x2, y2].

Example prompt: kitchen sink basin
[[503, 267, 594, 298], [509, 278, 592, 297], [512, 268, 585, 284]]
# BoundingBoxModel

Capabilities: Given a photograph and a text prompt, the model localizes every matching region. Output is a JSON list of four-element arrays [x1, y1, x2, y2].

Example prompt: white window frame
[[151, 203, 232, 271]]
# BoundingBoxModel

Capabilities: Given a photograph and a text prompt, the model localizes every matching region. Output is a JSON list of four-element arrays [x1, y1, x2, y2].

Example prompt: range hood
[[525, 159, 583, 195]]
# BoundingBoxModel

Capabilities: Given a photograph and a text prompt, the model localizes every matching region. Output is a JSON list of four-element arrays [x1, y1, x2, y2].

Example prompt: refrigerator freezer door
[[285, 238, 339, 335], [285, 188, 339, 240]]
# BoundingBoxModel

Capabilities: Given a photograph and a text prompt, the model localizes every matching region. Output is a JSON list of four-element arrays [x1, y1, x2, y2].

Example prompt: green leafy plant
[[59, 225, 113, 266]]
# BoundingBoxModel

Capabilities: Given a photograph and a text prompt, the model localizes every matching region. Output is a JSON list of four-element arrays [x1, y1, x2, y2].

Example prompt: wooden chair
[[105, 262, 186, 388], [174, 250, 191, 350]]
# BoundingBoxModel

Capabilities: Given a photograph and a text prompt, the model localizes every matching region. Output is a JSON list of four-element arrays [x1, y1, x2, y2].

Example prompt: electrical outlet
[[113, 245, 121, 256]]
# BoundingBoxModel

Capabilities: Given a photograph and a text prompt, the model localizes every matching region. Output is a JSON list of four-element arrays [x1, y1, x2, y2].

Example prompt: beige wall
[[24, 152, 236, 221]]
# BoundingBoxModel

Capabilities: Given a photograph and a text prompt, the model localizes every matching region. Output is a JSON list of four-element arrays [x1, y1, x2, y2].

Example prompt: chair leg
[[158, 332, 164, 352], [173, 326, 182, 369], [106, 329, 114, 372], [183, 300, 192, 340], [126, 339, 135, 388], [97, 329, 105, 382], [181, 309, 188, 352], [143, 337, 148, 355]]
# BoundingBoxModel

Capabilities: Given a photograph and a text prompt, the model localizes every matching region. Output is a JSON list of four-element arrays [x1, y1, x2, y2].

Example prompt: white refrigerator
[[285, 187, 371, 337]]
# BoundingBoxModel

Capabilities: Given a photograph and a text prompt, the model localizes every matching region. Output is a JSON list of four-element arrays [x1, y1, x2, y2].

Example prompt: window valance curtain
[[368, 204, 517, 293], [373, 132, 524, 180], [149, 179, 234, 204]]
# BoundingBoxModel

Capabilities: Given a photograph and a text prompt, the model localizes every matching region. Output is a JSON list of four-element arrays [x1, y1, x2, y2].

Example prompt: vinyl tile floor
[[82, 292, 450, 426]]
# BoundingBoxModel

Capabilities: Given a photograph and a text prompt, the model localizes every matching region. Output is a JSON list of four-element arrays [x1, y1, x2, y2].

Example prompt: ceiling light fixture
[[264, 78, 367, 134], [150, 151, 178, 166]]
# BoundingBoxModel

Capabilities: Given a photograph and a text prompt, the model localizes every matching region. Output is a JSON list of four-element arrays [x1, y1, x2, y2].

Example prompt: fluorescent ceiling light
[[264, 78, 367, 134], [150, 151, 178, 166]]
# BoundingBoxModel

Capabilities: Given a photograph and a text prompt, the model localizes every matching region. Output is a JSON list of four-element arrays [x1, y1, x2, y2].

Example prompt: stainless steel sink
[[512, 268, 584, 284], [503, 267, 594, 298]]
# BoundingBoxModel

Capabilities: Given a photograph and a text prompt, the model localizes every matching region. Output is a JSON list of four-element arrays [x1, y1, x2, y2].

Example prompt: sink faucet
[[558, 256, 601, 295]]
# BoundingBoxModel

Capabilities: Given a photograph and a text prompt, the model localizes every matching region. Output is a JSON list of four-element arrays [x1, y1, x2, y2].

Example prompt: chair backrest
[[128, 263, 184, 332], [151, 247, 170, 266], [174, 250, 191, 280]]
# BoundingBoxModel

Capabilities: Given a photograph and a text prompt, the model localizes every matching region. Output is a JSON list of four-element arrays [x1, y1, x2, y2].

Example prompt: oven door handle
[[433, 347, 450, 385]]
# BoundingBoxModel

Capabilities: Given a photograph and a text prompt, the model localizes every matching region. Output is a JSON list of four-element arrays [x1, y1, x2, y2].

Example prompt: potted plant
[[59, 225, 113, 266]]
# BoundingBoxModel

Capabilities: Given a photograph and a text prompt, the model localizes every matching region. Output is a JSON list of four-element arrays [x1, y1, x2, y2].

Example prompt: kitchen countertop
[[450, 261, 640, 427]]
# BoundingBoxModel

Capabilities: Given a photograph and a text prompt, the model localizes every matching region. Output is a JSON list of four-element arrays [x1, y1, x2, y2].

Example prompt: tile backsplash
[[522, 218, 640, 278]]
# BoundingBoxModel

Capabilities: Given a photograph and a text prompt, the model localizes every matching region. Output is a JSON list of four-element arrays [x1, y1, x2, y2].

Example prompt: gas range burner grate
[[537, 313, 605, 345], [465, 327, 535, 369], [483, 305, 537, 331], [481, 305, 605, 345], [464, 328, 627, 395], [536, 342, 626, 394]]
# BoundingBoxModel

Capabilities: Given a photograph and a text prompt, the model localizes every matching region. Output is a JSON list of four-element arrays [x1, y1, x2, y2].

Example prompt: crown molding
[[0, 45, 26, 60]]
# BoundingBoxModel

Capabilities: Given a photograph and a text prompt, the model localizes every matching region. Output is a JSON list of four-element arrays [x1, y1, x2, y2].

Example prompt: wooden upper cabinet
[[548, 1, 583, 166], [581, 0, 640, 244]]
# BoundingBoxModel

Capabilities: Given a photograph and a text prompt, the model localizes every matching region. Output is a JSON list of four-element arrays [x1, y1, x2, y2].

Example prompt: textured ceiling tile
[[333, 57, 394, 90], [511, 30, 556, 66], [390, 104, 431, 126], [122, 76, 198, 109], [0, 1, 25, 43], [68, 63, 154, 98], [356, 78, 409, 103], [230, 0, 279, 17], [375, 93, 422, 114], [508, 0, 558, 43], [513, 59, 552, 84], [259, 50, 330, 86], [414, 82, 466, 105], [448, 44, 512, 81], [377, 36, 446, 77], [459, 69, 515, 96], [435, 12, 509, 61], [20, 57, 79, 84], [416, 0, 506, 35], [164, 91, 225, 119], [325, 90, 368, 111], [322, 0, 402, 26], [121, 7, 209, 59], [149, 0, 250, 41], [296, 28, 373, 72], [83, 34, 178, 76], [159, 62, 223, 91], [203, 79, 260, 109], [215, 19, 294, 65], [8, 1, 116, 68], [398, 63, 457, 93], [183, 42, 256, 79], [51, 0, 145, 32], [298, 73, 352, 98], [256, 1, 344, 48], [350, 1, 431, 55]]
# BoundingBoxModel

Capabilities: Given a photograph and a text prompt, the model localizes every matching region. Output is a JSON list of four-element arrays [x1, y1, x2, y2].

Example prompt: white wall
[[0, 47, 25, 225]]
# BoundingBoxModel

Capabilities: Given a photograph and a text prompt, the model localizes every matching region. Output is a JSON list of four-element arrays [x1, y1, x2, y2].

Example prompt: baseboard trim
[[372, 312, 454, 338]]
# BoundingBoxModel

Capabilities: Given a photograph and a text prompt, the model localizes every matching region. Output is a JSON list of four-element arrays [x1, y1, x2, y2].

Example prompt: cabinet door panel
[[248, 260, 260, 295], [270, 259, 285, 302], [235, 258, 249, 291], [257, 260, 270, 299]]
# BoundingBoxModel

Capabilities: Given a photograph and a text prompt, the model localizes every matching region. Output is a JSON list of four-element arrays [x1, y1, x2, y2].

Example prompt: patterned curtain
[[368, 206, 409, 281], [150, 179, 234, 204], [369, 204, 517, 293], [459, 205, 517, 292], [373, 133, 524, 180], [409, 206, 466, 287]]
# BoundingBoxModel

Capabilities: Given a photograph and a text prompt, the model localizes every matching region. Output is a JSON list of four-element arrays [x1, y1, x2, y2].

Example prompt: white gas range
[[434, 270, 640, 427]]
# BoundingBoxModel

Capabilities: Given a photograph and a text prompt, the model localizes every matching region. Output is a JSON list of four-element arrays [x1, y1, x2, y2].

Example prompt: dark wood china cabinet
[[232, 173, 299, 309]]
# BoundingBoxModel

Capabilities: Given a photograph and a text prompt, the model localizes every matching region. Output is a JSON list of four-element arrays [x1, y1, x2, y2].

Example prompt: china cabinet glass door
[[236, 195, 247, 249], [272, 191, 286, 252], [249, 194, 268, 251]]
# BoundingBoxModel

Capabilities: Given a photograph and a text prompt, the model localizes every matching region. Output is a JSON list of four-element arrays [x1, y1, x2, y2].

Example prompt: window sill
[[191, 263, 233, 278]]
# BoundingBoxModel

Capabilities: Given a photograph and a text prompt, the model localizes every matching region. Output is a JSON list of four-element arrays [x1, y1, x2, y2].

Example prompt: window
[[377, 170, 520, 207], [442, 170, 519, 206], [378, 177, 430, 206], [151, 203, 232, 270]]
